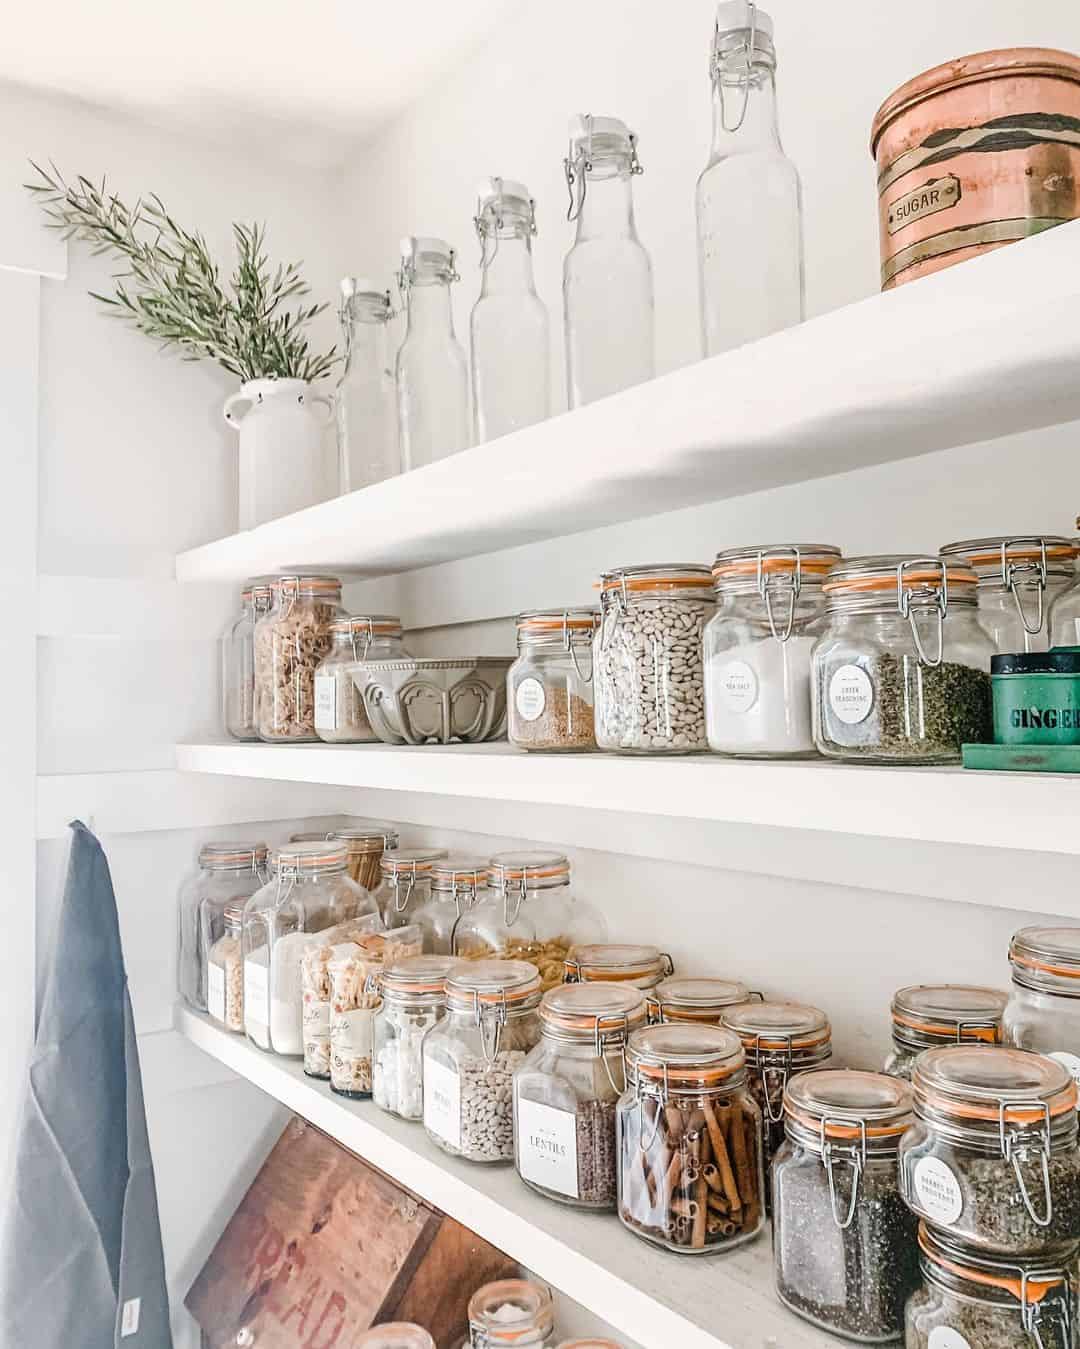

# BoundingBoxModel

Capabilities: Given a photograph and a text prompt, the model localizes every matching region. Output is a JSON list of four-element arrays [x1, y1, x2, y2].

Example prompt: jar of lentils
[[565, 944, 673, 991], [773, 1069, 918, 1342], [314, 615, 408, 743], [508, 608, 599, 752], [373, 954, 456, 1120], [812, 555, 994, 763], [467, 1280, 554, 1348], [940, 535, 1076, 654], [415, 854, 489, 955], [884, 984, 1008, 1082], [422, 959, 543, 1162], [514, 983, 647, 1210], [373, 847, 449, 933], [899, 1046, 1080, 1254], [647, 976, 760, 1026], [255, 574, 344, 741], [594, 563, 714, 753], [1005, 926, 1080, 1088]]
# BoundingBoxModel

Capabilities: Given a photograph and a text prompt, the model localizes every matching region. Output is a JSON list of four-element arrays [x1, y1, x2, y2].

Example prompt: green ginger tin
[[991, 647, 1080, 746]]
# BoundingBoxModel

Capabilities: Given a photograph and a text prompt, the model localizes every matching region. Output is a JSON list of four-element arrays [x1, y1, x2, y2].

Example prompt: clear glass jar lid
[[565, 944, 672, 984], [446, 959, 542, 1009], [626, 1023, 746, 1088], [380, 954, 457, 1000], [328, 614, 403, 640], [274, 841, 347, 875], [599, 563, 714, 598], [823, 554, 979, 608], [1010, 925, 1080, 994], [380, 847, 448, 877], [354, 1323, 435, 1349], [329, 822, 401, 853], [515, 608, 599, 646], [721, 1000, 832, 1055], [913, 1045, 1078, 1126], [648, 976, 752, 1022], [198, 842, 267, 871], [711, 544, 841, 592], [784, 1069, 913, 1147], [488, 850, 570, 893], [714, 0, 776, 54], [274, 573, 343, 597], [539, 982, 647, 1042], [918, 1221, 1079, 1315], [340, 276, 393, 320], [940, 535, 1076, 582], [468, 1279, 554, 1344], [890, 984, 1008, 1049], [430, 853, 490, 896]]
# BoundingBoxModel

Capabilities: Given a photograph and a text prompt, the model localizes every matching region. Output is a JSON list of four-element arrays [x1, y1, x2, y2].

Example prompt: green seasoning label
[[887, 175, 960, 235]]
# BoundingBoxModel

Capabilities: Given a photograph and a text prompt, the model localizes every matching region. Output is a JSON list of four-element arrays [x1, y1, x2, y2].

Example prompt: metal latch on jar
[[820, 1115, 867, 1229], [1000, 537, 1050, 638], [1020, 1269, 1072, 1349], [897, 557, 948, 667], [999, 1099, 1054, 1228]]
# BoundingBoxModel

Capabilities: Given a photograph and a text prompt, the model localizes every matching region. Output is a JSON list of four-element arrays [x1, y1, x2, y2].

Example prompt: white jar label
[[718, 660, 758, 713], [207, 962, 226, 1024], [314, 674, 338, 731], [829, 664, 874, 725], [1049, 1051, 1080, 1101], [303, 995, 330, 1043], [929, 1329, 971, 1349], [243, 959, 269, 1044], [423, 1052, 461, 1149], [515, 677, 546, 722], [913, 1155, 963, 1224], [517, 1098, 579, 1198], [331, 1006, 375, 1056]]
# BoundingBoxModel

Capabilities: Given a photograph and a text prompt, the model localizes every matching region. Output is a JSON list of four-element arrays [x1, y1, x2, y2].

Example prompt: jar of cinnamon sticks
[[616, 1023, 765, 1254]]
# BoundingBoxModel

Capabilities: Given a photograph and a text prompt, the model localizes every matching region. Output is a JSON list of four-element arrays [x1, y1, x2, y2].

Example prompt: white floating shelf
[[177, 1007, 834, 1349], [175, 223, 1080, 584]]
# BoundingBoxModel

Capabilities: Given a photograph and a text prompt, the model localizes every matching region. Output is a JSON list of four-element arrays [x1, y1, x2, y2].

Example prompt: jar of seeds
[[372, 847, 449, 934], [812, 555, 994, 763], [508, 608, 599, 752], [178, 842, 268, 1014], [373, 955, 456, 1120], [315, 615, 409, 742], [594, 564, 715, 754], [514, 983, 647, 1210], [329, 822, 401, 891], [467, 1279, 555, 1348], [647, 977, 760, 1025], [899, 1046, 1080, 1254], [940, 535, 1076, 654], [206, 901, 246, 1033], [423, 960, 543, 1162], [565, 944, 674, 990], [616, 1024, 765, 1255], [254, 575, 344, 741], [773, 1069, 919, 1342], [906, 1222, 1079, 1349], [885, 984, 1008, 1082], [1005, 926, 1080, 1090], [414, 855, 489, 955], [455, 852, 606, 991]]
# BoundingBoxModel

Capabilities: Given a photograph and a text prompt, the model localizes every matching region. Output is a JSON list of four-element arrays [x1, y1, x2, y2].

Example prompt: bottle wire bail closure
[[716, 0, 759, 134], [564, 114, 643, 222]]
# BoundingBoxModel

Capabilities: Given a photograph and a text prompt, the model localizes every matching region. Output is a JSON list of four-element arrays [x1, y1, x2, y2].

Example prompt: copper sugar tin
[[870, 48, 1080, 290]]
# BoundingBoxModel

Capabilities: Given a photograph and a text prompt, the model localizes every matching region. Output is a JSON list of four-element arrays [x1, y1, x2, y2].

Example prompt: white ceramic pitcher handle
[[305, 391, 335, 425], [223, 389, 254, 427]]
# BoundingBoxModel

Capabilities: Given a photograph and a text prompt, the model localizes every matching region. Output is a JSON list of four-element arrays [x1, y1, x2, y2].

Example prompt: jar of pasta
[[647, 976, 759, 1025], [508, 608, 599, 752], [314, 615, 408, 742], [884, 984, 1008, 1082], [940, 535, 1076, 654], [254, 575, 344, 741], [564, 944, 673, 991], [372, 847, 449, 933], [1004, 926, 1080, 1089], [414, 854, 489, 955], [373, 955, 455, 1120]]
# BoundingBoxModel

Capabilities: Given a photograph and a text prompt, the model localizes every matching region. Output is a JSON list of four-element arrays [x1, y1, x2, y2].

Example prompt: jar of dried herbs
[[414, 854, 489, 955], [372, 847, 448, 935], [773, 1069, 918, 1341], [373, 955, 455, 1120], [907, 1222, 1079, 1349], [514, 983, 647, 1210], [508, 608, 599, 752], [564, 944, 673, 991], [467, 1279, 555, 1347], [940, 535, 1076, 655], [329, 822, 400, 891], [899, 1046, 1080, 1254], [812, 555, 994, 763], [254, 575, 344, 741], [647, 976, 760, 1026], [1005, 926, 1080, 1091], [616, 1023, 765, 1254], [314, 615, 408, 742], [884, 984, 1008, 1082]]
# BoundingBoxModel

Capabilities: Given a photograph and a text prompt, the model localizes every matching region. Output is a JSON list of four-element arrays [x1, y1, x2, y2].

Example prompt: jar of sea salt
[[373, 954, 455, 1120], [468, 1279, 555, 1347], [704, 544, 840, 756], [884, 983, 1008, 1082], [1005, 926, 1080, 1088]]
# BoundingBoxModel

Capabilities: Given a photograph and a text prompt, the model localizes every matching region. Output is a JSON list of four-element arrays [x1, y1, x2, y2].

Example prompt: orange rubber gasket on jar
[[784, 1105, 910, 1141], [917, 1081, 1078, 1125], [822, 569, 978, 595], [892, 1011, 1002, 1043], [918, 1227, 1069, 1304], [1010, 950, 1080, 979]]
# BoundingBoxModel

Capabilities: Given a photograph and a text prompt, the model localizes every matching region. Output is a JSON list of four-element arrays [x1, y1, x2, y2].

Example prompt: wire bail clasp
[[821, 1115, 867, 1229], [1001, 537, 1050, 639], [757, 546, 802, 643], [716, 0, 759, 133], [999, 1099, 1054, 1228], [1022, 1269, 1072, 1349], [897, 557, 948, 667]]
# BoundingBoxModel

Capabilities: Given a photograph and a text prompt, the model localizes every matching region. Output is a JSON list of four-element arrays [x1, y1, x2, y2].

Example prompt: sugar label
[[515, 677, 546, 722], [929, 1329, 971, 1349], [207, 963, 226, 1024], [829, 663, 874, 725], [517, 1098, 579, 1198], [913, 1155, 963, 1224], [423, 1053, 461, 1149], [719, 660, 758, 713], [314, 674, 338, 731]]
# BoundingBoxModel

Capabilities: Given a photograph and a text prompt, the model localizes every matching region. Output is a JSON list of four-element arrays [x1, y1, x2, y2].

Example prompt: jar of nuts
[[254, 574, 344, 741]]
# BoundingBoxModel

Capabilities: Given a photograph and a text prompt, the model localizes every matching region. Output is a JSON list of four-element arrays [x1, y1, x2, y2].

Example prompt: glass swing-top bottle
[[335, 277, 399, 494], [696, 1, 805, 357]]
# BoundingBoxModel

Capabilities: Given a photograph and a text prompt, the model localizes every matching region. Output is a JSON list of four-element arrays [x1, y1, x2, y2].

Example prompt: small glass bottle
[[336, 277, 399, 494], [178, 842, 267, 1013], [206, 901, 246, 1033], [508, 608, 599, 752], [468, 1280, 555, 1348], [396, 236, 470, 471], [254, 574, 345, 741], [884, 984, 1008, 1082], [696, 1, 804, 356], [415, 854, 489, 955], [314, 615, 409, 743], [471, 178, 550, 442], [373, 954, 456, 1120], [1004, 925, 1080, 1084], [355, 1326, 435, 1349], [222, 578, 274, 741], [373, 847, 449, 935], [563, 115, 654, 409], [940, 535, 1076, 654]]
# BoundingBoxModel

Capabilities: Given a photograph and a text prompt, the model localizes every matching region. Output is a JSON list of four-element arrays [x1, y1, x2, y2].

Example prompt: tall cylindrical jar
[[1005, 926, 1080, 1090], [883, 983, 1008, 1082], [508, 608, 599, 752], [773, 1069, 918, 1341], [563, 115, 654, 409], [178, 842, 267, 1013], [704, 544, 839, 756], [468, 1280, 555, 1348], [222, 579, 274, 741], [396, 236, 470, 471], [594, 564, 715, 754], [415, 854, 489, 955], [314, 615, 408, 743], [940, 535, 1076, 654], [254, 574, 344, 741], [696, 1, 804, 356], [372, 847, 449, 935], [373, 954, 456, 1120], [471, 178, 551, 442], [812, 555, 994, 763], [336, 278, 399, 495]]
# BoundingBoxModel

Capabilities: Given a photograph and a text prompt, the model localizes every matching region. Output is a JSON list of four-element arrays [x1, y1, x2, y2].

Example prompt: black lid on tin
[[992, 648, 1080, 676]]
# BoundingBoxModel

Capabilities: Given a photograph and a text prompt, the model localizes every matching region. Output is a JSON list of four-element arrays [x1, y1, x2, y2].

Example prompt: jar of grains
[[207, 901, 246, 1033], [507, 608, 599, 752], [355, 1326, 435, 1349], [1005, 926, 1080, 1090], [178, 842, 268, 1013], [704, 544, 841, 757], [906, 1222, 1078, 1349], [940, 535, 1076, 654], [565, 944, 674, 991], [899, 1046, 1080, 1254], [467, 1280, 554, 1348], [773, 1069, 919, 1342], [594, 563, 715, 754], [373, 847, 449, 933], [812, 555, 994, 763], [423, 960, 543, 1162], [455, 852, 607, 992], [241, 842, 379, 1055], [514, 983, 647, 1209], [329, 822, 401, 891], [648, 976, 760, 1025], [616, 1024, 765, 1254], [884, 984, 1008, 1082], [314, 615, 409, 743], [414, 855, 489, 955], [373, 955, 456, 1120], [222, 578, 275, 741], [255, 575, 344, 741]]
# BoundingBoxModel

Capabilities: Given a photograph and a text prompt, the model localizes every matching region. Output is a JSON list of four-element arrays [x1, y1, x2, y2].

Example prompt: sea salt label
[[423, 1053, 461, 1149], [913, 1155, 963, 1224], [517, 1098, 579, 1198], [829, 663, 874, 725], [718, 660, 758, 713]]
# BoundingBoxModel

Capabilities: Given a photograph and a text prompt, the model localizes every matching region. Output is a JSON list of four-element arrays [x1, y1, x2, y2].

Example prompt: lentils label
[[517, 1098, 579, 1198], [514, 677, 547, 722], [928, 1329, 972, 1349], [912, 1155, 963, 1223], [719, 660, 759, 713], [829, 664, 874, 724], [423, 1052, 461, 1149]]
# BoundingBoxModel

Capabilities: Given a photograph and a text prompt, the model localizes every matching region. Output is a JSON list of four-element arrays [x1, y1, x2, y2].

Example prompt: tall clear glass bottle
[[696, 1, 805, 357], [471, 178, 551, 442], [395, 236, 470, 471], [563, 115, 655, 409], [336, 277, 399, 494]]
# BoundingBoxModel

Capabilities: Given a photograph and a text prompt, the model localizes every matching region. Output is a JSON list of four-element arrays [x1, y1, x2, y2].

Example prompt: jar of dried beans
[[222, 578, 275, 741], [564, 944, 673, 991], [594, 564, 715, 754], [704, 544, 840, 757], [940, 535, 1076, 654], [906, 1222, 1079, 1349], [373, 954, 455, 1120], [900, 1045, 1080, 1254], [773, 1069, 918, 1341], [455, 852, 606, 992], [812, 555, 994, 763], [206, 901, 246, 1033], [467, 1280, 554, 1348], [178, 842, 267, 1013], [616, 1023, 764, 1254], [414, 855, 489, 955], [1004, 926, 1080, 1089], [884, 984, 1008, 1082], [423, 960, 543, 1162], [254, 574, 344, 741], [647, 976, 758, 1025], [314, 615, 408, 742], [508, 608, 599, 752], [514, 983, 646, 1210], [372, 847, 449, 936], [329, 822, 400, 891]]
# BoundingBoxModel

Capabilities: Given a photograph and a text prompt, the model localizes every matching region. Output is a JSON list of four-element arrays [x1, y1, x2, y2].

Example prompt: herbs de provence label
[[516, 1098, 579, 1198], [913, 1155, 963, 1224]]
